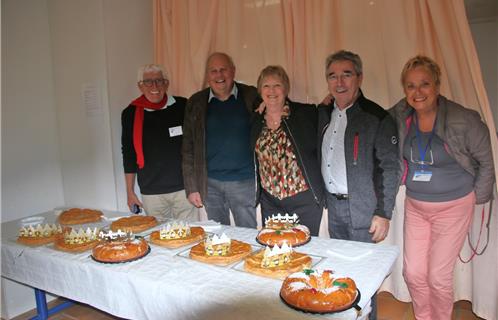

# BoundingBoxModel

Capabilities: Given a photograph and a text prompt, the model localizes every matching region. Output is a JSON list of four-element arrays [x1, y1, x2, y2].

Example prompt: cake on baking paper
[[257, 213, 310, 247], [92, 229, 149, 263], [17, 224, 63, 246], [149, 222, 205, 248], [54, 227, 100, 252], [189, 233, 252, 266], [244, 242, 312, 279], [280, 269, 359, 313]]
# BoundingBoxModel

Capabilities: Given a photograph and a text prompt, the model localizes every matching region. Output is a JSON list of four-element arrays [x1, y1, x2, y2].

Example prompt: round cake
[[17, 224, 62, 246], [244, 249, 312, 279], [280, 269, 358, 313], [54, 227, 100, 253], [189, 239, 252, 266], [58, 208, 103, 225], [92, 236, 149, 263], [110, 215, 157, 233], [150, 226, 205, 248], [257, 213, 311, 247]]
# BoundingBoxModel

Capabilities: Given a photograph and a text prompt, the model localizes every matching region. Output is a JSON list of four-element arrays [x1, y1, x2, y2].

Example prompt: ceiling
[[464, 0, 498, 20]]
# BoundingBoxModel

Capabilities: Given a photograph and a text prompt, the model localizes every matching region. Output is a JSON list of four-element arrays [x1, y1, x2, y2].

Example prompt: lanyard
[[414, 113, 436, 170]]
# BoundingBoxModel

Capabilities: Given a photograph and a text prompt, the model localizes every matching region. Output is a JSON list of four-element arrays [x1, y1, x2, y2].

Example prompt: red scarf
[[131, 94, 168, 168]]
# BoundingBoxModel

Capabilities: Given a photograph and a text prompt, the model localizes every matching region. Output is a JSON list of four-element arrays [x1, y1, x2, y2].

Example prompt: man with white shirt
[[121, 64, 198, 221], [318, 50, 399, 319], [182, 52, 258, 227]]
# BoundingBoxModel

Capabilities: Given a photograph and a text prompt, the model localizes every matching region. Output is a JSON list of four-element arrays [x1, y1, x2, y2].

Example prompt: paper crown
[[265, 213, 299, 225], [205, 233, 231, 256], [159, 222, 191, 240], [261, 242, 293, 268], [18, 224, 62, 238], [64, 227, 99, 244]]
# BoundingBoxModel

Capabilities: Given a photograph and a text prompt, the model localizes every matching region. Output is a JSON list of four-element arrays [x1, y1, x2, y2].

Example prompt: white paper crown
[[205, 233, 230, 246], [263, 242, 293, 257], [265, 213, 299, 225], [98, 229, 130, 240]]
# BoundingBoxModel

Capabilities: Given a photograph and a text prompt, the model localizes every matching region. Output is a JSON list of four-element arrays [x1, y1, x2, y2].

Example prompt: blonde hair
[[256, 65, 290, 96], [401, 55, 441, 87]]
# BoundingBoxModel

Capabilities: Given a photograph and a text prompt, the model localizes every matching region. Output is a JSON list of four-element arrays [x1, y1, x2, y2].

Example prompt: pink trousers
[[403, 191, 475, 320]]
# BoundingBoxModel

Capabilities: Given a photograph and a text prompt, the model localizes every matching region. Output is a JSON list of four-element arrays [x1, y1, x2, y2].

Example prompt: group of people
[[121, 50, 494, 320]]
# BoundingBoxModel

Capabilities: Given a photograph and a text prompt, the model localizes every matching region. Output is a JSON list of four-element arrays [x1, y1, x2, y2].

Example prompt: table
[[1, 210, 399, 319]]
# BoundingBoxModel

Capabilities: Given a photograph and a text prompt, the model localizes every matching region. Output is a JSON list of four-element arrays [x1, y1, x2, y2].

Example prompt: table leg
[[30, 288, 74, 320]]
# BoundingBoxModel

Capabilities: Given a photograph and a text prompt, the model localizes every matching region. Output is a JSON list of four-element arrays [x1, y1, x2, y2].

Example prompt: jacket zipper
[[283, 119, 319, 204]]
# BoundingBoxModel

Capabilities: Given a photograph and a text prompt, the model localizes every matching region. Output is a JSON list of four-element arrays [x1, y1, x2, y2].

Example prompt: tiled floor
[[9, 291, 485, 320]]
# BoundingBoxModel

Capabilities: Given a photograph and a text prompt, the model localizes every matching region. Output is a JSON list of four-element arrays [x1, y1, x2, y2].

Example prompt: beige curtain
[[154, 1, 498, 319]]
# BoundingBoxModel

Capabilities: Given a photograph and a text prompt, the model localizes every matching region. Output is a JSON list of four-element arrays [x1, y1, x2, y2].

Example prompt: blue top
[[403, 124, 474, 202], [206, 94, 254, 181]]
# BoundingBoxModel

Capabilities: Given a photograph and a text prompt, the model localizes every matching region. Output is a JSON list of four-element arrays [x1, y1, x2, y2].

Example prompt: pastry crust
[[189, 239, 252, 266], [149, 226, 205, 248], [58, 208, 103, 225], [92, 237, 149, 263], [17, 234, 56, 246], [280, 270, 358, 313], [244, 250, 312, 279], [256, 225, 310, 247], [110, 215, 157, 233]]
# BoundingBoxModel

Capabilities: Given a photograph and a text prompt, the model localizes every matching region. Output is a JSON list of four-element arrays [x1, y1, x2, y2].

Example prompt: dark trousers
[[260, 189, 322, 236], [326, 191, 377, 320]]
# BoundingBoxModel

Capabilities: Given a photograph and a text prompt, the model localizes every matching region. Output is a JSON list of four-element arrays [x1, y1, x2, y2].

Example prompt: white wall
[[1, 0, 152, 318], [1, 1, 65, 317], [469, 17, 498, 131]]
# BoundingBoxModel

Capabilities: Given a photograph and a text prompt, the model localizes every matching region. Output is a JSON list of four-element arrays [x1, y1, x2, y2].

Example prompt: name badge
[[413, 170, 432, 182], [169, 126, 183, 137]]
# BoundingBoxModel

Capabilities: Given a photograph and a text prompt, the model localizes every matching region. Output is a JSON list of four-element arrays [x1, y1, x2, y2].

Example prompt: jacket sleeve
[[181, 97, 198, 196], [467, 113, 495, 204], [121, 106, 138, 174], [373, 113, 400, 219]]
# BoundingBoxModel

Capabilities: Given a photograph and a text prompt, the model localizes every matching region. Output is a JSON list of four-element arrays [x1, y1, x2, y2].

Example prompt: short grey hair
[[324, 50, 363, 77], [205, 52, 235, 74], [137, 64, 168, 82]]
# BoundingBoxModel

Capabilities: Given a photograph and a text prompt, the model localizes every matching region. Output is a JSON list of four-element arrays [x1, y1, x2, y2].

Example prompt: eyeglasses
[[327, 72, 356, 82], [410, 135, 434, 166], [140, 78, 167, 87]]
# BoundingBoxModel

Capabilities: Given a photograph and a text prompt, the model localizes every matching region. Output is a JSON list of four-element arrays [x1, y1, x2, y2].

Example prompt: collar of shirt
[[145, 95, 176, 112], [333, 99, 355, 112], [208, 83, 238, 103]]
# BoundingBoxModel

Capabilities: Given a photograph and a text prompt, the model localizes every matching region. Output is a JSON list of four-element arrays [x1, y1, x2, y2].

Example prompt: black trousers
[[260, 189, 322, 236]]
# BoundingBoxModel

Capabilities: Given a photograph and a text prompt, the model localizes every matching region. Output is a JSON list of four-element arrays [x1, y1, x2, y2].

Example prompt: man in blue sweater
[[182, 53, 258, 227]]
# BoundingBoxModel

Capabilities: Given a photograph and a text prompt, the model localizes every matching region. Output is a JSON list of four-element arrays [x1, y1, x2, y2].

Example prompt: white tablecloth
[[1, 211, 399, 320]]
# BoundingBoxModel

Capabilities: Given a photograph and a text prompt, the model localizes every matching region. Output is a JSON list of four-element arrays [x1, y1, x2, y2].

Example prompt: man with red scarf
[[121, 64, 198, 221]]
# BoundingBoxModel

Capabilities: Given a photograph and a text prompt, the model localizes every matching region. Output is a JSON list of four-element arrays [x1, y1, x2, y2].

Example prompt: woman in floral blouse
[[250, 65, 324, 235]]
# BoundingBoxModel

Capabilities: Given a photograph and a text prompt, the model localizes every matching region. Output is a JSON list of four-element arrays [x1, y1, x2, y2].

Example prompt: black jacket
[[250, 99, 324, 206]]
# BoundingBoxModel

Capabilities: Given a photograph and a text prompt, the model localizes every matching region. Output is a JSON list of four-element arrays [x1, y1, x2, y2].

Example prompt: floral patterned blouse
[[255, 107, 309, 200]]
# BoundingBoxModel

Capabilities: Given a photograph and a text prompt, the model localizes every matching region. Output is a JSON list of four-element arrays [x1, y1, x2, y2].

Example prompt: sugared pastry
[[244, 242, 312, 279], [110, 215, 157, 233], [92, 230, 149, 263], [149, 222, 205, 248], [17, 224, 63, 246], [189, 233, 252, 266], [280, 269, 358, 313], [257, 213, 310, 247], [54, 227, 100, 252], [58, 208, 103, 225]]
